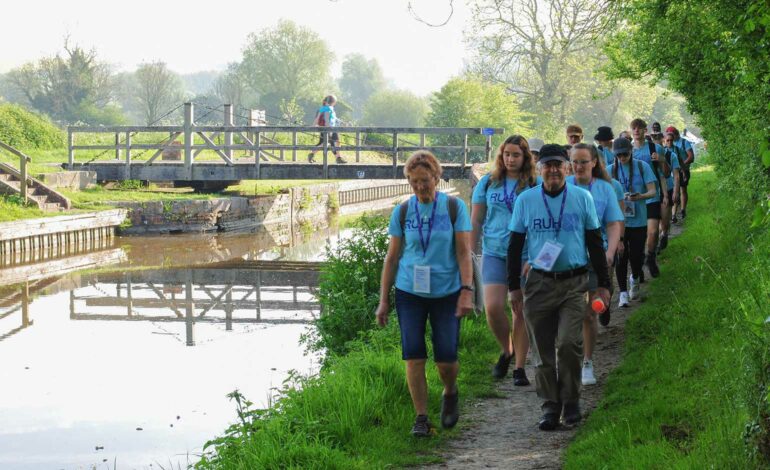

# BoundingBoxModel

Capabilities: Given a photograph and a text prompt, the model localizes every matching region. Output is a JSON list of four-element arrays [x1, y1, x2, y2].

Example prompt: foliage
[[339, 54, 386, 120], [133, 61, 186, 125], [213, 63, 257, 120], [303, 214, 390, 357], [425, 76, 531, 161], [240, 20, 334, 120], [0, 103, 64, 149], [565, 169, 770, 468], [6, 40, 123, 125], [361, 89, 428, 128]]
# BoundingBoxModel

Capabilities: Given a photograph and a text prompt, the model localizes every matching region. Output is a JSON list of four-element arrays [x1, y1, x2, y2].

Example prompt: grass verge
[[564, 167, 770, 468]]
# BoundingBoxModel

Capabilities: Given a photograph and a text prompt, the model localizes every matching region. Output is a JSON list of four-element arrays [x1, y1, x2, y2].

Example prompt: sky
[[0, 0, 472, 96]]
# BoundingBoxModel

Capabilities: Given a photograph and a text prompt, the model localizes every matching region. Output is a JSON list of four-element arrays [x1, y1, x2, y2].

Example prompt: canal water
[[0, 227, 350, 469]]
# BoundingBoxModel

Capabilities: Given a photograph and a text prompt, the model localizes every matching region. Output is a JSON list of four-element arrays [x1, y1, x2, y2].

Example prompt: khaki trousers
[[523, 269, 588, 405]]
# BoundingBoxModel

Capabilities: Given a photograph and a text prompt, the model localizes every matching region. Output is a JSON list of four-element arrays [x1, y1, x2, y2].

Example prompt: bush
[[303, 213, 390, 357], [0, 103, 64, 149]]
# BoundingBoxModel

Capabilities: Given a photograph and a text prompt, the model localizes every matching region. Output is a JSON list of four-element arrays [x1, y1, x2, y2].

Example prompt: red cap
[[665, 126, 678, 134]]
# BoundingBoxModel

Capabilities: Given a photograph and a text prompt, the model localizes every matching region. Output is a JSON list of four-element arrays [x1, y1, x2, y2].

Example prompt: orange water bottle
[[591, 297, 606, 314]]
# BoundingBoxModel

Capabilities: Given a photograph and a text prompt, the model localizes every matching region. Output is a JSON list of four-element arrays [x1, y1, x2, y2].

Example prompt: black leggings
[[616, 226, 647, 291]]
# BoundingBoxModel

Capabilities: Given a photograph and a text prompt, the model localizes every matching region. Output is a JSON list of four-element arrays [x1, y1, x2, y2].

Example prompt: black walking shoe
[[672, 214, 678, 223], [411, 414, 433, 437], [562, 402, 582, 426], [307, 153, 316, 163], [440, 389, 459, 429], [336, 155, 348, 164], [512, 367, 530, 386], [538, 401, 561, 431], [599, 302, 612, 327], [491, 352, 512, 379], [646, 253, 660, 278], [659, 234, 669, 251], [681, 209, 687, 219]]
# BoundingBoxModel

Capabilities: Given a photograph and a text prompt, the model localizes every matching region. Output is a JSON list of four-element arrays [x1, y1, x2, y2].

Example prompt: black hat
[[612, 137, 633, 155], [538, 144, 568, 163], [594, 126, 614, 141]]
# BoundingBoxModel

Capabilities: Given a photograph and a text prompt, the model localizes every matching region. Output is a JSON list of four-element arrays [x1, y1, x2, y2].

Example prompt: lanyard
[[617, 162, 631, 192], [502, 177, 518, 213], [414, 193, 438, 257], [587, 177, 594, 193], [541, 184, 568, 239]]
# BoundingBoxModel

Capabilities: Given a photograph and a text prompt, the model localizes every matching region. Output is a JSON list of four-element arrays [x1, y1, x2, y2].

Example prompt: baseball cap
[[612, 137, 633, 155], [538, 144, 569, 163], [529, 138, 545, 153]]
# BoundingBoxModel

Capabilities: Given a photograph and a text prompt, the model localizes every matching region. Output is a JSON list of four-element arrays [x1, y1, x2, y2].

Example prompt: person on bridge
[[375, 150, 474, 437], [308, 95, 347, 164], [506, 144, 611, 430], [566, 144, 624, 386], [471, 135, 538, 387]]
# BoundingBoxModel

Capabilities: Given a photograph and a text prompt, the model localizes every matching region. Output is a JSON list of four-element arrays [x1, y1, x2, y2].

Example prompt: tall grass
[[564, 167, 770, 468]]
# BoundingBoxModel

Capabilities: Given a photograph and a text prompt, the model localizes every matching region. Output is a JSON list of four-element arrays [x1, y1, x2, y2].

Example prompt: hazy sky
[[0, 0, 471, 96]]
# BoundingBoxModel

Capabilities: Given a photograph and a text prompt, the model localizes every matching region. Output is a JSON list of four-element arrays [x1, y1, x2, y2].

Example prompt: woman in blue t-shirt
[[308, 94, 347, 164], [471, 135, 537, 386], [375, 150, 474, 437]]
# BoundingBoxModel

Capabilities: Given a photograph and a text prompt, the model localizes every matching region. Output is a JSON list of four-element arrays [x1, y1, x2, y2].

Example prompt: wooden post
[[255, 131, 261, 179], [224, 104, 233, 162], [21, 281, 30, 328], [462, 134, 469, 171], [486, 134, 493, 162], [184, 102, 193, 179], [225, 285, 233, 331], [19, 152, 27, 206], [114, 132, 121, 160], [392, 132, 399, 179], [355, 132, 361, 162], [185, 278, 195, 346], [125, 131, 132, 180], [420, 133, 426, 148], [292, 132, 297, 161], [322, 132, 329, 179], [67, 129, 74, 166]]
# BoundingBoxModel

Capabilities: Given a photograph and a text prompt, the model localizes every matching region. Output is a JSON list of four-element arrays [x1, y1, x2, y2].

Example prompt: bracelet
[[460, 285, 474, 292]]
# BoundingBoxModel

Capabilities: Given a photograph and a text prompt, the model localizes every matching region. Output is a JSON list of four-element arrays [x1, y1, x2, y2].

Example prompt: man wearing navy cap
[[507, 144, 611, 431]]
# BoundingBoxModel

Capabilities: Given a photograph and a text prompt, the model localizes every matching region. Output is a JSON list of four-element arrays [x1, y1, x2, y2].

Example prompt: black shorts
[[679, 168, 691, 188], [316, 132, 340, 146], [667, 189, 674, 201], [646, 201, 662, 220]]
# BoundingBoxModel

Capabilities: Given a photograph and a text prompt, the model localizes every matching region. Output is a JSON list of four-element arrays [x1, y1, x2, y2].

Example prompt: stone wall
[[37, 171, 96, 190]]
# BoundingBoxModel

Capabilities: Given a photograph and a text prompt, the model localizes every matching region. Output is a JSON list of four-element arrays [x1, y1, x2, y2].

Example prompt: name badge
[[623, 198, 636, 218], [534, 240, 563, 272], [413, 265, 431, 293]]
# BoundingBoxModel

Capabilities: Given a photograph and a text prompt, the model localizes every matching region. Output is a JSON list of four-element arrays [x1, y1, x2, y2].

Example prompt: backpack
[[398, 194, 483, 312], [312, 106, 327, 126], [647, 141, 668, 183], [671, 144, 686, 169]]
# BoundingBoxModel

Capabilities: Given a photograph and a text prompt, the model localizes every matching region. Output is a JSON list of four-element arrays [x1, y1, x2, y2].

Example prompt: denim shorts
[[395, 288, 461, 362], [482, 254, 525, 288]]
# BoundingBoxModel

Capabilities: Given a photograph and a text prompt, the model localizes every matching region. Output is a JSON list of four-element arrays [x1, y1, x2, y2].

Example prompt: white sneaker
[[582, 360, 597, 385], [619, 291, 630, 308], [629, 275, 638, 300]]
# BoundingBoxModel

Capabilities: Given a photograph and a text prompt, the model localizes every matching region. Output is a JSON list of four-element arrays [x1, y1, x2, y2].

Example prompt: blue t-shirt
[[566, 176, 624, 249], [508, 184, 600, 272], [611, 178, 624, 202], [597, 145, 614, 167], [388, 192, 472, 297], [674, 138, 694, 164], [318, 105, 337, 127], [662, 147, 681, 190], [607, 159, 656, 228], [632, 141, 665, 203], [472, 174, 536, 258]]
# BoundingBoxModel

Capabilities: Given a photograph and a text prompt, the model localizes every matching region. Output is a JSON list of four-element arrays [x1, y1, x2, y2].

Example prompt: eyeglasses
[[543, 161, 565, 169], [571, 160, 592, 166]]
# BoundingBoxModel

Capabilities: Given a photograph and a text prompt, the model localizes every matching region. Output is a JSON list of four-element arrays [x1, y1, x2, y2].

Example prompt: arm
[[659, 175, 669, 207], [375, 236, 402, 326], [470, 203, 486, 253], [631, 182, 657, 201], [605, 221, 622, 265], [454, 231, 474, 317], [586, 228, 611, 305], [506, 231, 527, 314], [673, 170, 681, 204], [685, 148, 694, 165]]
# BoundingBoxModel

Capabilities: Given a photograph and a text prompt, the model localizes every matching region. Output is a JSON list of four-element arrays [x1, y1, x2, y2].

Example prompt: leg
[[484, 284, 512, 356], [406, 359, 429, 415], [512, 304, 530, 369], [436, 361, 459, 395], [395, 289, 429, 416], [616, 234, 630, 292], [430, 291, 462, 428], [628, 227, 647, 279], [582, 303, 597, 360], [556, 274, 589, 405], [523, 271, 560, 403], [646, 217, 659, 256]]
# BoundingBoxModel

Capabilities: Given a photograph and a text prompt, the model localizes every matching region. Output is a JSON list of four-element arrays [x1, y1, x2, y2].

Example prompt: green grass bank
[[564, 167, 770, 468]]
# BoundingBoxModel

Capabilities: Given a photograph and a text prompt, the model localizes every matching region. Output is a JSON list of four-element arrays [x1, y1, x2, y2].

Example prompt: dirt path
[[425, 224, 684, 470]]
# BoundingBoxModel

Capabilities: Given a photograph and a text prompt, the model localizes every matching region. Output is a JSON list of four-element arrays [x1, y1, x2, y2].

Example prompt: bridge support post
[[125, 131, 132, 180], [355, 132, 361, 162], [185, 278, 195, 346], [462, 133, 468, 173], [224, 104, 233, 164], [184, 102, 193, 179], [486, 134, 493, 162], [114, 133, 121, 160], [292, 132, 298, 161], [67, 129, 74, 167], [322, 132, 329, 179], [392, 132, 399, 179]]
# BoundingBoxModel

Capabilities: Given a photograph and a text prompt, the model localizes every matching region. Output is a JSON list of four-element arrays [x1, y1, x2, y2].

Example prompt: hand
[[456, 290, 474, 318], [616, 242, 625, 257], [375, 300, 390, 327], [522, 262, 532, 277], [596, 287, 611, 308], [651, 152, 659, 162], [662, 195, 669, 208], [508, 289, 524, 316], [673, 192, 680, 205], [628, 193, 642, 201]]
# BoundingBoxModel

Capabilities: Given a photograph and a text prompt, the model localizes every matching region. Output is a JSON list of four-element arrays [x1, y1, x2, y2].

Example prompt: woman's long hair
[[572, 143, 610, 182], [490, 135, 536, 189]]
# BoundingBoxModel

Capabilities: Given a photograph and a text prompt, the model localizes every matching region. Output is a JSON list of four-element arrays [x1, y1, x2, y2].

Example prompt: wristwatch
[[460, 285, 474, 292]]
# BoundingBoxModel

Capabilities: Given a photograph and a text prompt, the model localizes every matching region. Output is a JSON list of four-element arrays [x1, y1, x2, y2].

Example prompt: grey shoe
[[411, 414, 433, 437], [440, 389, 459, 429]]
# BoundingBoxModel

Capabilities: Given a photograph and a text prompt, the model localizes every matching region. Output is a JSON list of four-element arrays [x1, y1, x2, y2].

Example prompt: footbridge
[[66, 103, 502, 190]]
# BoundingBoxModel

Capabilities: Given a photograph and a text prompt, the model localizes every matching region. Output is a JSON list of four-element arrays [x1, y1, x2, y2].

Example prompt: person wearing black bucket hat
[[507, 144, 611, 430], [594, 126, 615, 166]]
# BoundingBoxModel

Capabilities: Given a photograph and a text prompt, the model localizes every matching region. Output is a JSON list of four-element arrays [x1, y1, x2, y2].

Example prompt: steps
[[0, 164, 71, 212]]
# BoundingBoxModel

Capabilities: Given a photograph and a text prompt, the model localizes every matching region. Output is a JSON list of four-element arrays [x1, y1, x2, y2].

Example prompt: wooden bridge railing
[[67, 102, 504, 180]]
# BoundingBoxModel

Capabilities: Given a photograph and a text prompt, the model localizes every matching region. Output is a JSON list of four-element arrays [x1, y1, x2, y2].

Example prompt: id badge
[[623, 198, 636, 218], [534, 240, 563, 272], [413, 265, 431, 293]]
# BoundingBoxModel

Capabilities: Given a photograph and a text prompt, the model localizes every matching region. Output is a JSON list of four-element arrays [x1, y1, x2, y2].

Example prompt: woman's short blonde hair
[[404, 150, 443, 181]]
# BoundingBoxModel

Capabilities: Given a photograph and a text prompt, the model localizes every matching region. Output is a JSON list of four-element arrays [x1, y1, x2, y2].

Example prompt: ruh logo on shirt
[[404, 214, 452, 231], [531, 214, 580, 232], [489, 193, 514, 204]]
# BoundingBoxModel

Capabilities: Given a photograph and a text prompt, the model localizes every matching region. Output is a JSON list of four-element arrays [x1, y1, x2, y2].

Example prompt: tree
[[425, 76, 532, 161], [339, 54, 386, 120], [133, 61, 185, 125], [7, 40, 122, 124], [468, 0, 615, 139], [361, 89, 428, 127], [214, 63, 256, 121], [240, 20, 334, 119]]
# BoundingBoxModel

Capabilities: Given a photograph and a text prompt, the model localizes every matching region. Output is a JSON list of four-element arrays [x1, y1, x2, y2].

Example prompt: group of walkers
[[375, 120, 696, 436]]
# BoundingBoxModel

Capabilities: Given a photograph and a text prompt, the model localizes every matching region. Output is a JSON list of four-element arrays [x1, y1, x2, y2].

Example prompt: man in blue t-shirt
[[506, 144, 611, 431], [666, 126, 695, 219]]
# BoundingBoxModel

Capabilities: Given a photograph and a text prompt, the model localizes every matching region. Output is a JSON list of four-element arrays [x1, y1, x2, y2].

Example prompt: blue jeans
[[395, 288, 461, 362]]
